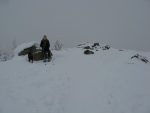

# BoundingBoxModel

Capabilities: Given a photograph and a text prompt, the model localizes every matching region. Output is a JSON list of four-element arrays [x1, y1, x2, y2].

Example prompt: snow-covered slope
[[0, 43, 150, 113]]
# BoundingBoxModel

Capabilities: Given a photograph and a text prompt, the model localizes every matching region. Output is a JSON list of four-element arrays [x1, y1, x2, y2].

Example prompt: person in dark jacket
[[40, 35, 52, 62]]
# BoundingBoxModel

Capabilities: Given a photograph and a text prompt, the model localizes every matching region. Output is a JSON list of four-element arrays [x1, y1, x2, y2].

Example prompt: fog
[[0, 0, 150, 51]]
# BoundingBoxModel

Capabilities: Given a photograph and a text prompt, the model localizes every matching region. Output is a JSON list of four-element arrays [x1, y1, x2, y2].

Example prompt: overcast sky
[[0, 0, 150, 51]]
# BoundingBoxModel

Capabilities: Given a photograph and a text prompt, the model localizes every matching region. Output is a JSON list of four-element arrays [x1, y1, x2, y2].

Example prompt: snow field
[[0, 44, 150, 113]]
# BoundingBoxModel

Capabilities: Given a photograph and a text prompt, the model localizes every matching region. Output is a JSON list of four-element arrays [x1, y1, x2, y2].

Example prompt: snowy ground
[[0, 43, 150, 113]]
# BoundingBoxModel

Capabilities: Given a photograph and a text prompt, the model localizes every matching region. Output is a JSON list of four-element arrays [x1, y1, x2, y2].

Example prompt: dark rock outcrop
[[92, 43, 100, 48], [18, 45, 37, 56], [102, 45, 110, 50], [18, 43, 52, 61], [78, 42, 110, 55], [84, 50, 94, 55], [131, 54, 149, 63], [84, 46, 91, 50], [32, 51, 44, 61]]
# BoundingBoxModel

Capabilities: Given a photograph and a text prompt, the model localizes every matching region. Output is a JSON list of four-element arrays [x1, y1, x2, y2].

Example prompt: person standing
[[40, 35, 52, 62]]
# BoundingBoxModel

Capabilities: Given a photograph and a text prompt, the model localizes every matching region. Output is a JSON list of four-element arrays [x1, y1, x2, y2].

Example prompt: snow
[[0, 42, 150, 113]]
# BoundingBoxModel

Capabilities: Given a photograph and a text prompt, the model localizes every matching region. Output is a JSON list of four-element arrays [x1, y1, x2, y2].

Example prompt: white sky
[[0, 0, 150, 51]]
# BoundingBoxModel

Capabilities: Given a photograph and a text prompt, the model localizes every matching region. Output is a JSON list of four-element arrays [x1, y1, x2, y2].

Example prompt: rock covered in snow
[[78, 42, 110, 55], [102, 45, 110, 50], [18, 45, 36, 56], [92, 43, 100, 48], [16, 42, 51, 61], [78, 42, 110, 50], [131, 54, 149, 63]]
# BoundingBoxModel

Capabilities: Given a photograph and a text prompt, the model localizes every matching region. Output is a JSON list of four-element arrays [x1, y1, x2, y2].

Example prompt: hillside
[[0, 42, 150, 113]]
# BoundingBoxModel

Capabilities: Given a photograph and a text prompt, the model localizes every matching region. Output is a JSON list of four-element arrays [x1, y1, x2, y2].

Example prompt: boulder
[[32, 51, 44, 61], [18, 43, 53, 61], [18, 45, 37, 56], [32, 50, 53, 61], [84, 46, 91, 50], [92, 43, 100, 48], [84, 50, 94, 55]]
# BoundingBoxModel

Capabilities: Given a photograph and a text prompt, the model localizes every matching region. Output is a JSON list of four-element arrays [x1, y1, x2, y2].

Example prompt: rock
[[131, 54, 149, 63], [131, 54, 139, 59], [102, 45, 110, 50], [18, 45, 37, 56], [84, 50, 94, 55], [18, 43, 53, 61], [92, 43, 100, 48], [32, 50, 52, 61], [32, 51, 44, 61], [84, 46, 91, 50]]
